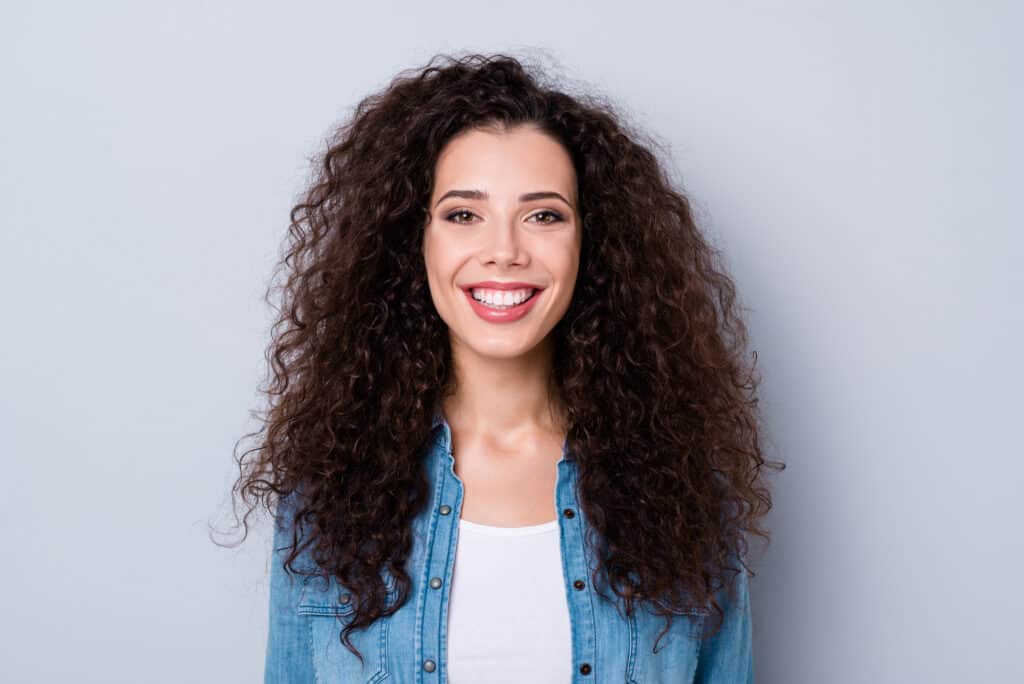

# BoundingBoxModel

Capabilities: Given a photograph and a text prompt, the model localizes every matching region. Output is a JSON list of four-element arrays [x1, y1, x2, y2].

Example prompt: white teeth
[[470, 288, 536, 308]]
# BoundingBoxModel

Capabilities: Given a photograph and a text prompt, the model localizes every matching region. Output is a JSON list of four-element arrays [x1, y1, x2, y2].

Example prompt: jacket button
[[429, 576, 443, 589], [573, 579, 585, 590], [579, 663, 592, 675], [423, 659, 436, 672], [340, 593, 351, 604], [440, 504, 451, 515], [562, 508, 575, 518]]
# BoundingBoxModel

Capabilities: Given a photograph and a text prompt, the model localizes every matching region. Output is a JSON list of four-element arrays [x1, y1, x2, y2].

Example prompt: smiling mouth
[[469, 289, 540, 310]]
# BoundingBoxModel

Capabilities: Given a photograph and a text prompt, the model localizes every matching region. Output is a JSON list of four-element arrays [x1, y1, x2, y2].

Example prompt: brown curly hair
[[223, 51, 785, 662]]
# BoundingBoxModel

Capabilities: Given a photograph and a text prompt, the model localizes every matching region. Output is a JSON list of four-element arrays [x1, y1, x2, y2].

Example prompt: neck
[[442, 336, 566, 440]]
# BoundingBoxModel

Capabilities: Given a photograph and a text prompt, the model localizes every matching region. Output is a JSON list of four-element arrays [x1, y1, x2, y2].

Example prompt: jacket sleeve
[[263, 494, 316, 683], [694, 567, 754, 683]]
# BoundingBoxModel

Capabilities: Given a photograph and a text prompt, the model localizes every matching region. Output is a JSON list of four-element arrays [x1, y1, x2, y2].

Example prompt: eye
[[445, 209, 477, 224], [529, 210, 564, 225]]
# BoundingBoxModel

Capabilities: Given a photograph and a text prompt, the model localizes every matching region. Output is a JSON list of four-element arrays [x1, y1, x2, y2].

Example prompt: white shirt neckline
[[457, 517, 559, 536]]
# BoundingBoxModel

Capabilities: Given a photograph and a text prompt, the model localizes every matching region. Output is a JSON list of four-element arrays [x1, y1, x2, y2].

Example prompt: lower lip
[[463, 289, 543, 323]]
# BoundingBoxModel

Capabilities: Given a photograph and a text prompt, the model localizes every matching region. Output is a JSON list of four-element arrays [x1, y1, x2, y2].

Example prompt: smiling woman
[[225, 51, 784, 683]]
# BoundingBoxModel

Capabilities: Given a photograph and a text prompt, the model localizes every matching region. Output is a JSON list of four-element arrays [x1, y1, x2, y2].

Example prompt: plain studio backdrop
[[2, 1, 1020, 682]]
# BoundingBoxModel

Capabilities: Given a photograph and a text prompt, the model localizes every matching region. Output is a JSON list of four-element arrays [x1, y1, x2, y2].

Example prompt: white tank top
[[446, 516, 572, 683]]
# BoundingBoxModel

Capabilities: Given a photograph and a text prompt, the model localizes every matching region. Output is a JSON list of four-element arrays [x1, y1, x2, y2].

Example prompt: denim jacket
[[264, 409, 753, 683]]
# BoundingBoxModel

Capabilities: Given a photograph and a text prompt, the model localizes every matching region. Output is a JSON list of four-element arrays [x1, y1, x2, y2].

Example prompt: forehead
[[431, 125, 577, 201]]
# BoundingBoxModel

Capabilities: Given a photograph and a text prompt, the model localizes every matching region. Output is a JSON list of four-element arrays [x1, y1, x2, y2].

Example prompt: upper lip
[[461, 281, 545, 291]]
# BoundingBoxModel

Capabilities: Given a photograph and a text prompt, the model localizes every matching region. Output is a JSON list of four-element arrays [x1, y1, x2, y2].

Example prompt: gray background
[[2, 1, 1020, 682]]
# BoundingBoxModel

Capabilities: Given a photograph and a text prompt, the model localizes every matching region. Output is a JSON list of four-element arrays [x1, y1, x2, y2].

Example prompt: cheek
[[549, 242, 580, 283], [558, 242, 582, 302], [422, 231, 467, 294], [422, 231, 450, 278]]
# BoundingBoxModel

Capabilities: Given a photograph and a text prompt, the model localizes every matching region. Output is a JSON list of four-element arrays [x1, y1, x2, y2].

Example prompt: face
[[423, 124, 581, 361]]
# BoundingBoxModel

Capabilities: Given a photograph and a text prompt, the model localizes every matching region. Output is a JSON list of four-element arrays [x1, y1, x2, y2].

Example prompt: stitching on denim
[[307, 613, 322, 684], [369, 615, 391, 683], [297, 604, 354, 617], [566, 465, 601, 682], [625, 608, 640, 684], [297, 575, 355, 617]]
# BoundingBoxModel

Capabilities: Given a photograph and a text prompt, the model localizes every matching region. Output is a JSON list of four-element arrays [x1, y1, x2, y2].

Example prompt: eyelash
[[444, 209, 565, 225]]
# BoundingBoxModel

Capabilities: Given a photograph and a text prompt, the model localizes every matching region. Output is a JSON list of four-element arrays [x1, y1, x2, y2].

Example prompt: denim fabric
[[264, 409, 753, 683]]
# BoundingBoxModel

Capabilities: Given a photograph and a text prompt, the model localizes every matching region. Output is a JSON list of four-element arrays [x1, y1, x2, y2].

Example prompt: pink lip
[[462, 286, 543, 324], [461, 281, 544, 291]]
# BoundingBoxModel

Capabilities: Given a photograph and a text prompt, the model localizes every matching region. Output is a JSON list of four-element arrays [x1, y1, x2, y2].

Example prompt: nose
[[482, 216, 526, 267]]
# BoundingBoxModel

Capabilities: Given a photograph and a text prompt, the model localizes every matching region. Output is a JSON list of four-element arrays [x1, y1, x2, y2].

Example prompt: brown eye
[[445, 210, 476, 224], [531, 210, 564, 224]]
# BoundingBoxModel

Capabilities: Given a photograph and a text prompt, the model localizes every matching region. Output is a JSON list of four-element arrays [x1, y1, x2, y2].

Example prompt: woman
[[230, 52, 784, 683]]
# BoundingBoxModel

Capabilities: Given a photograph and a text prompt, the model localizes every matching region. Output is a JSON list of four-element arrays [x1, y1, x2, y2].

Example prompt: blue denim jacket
[[264, 409, 753, 682]]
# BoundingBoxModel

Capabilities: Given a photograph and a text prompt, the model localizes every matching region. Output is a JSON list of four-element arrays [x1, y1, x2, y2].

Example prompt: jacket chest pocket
[[626, 604, 707, 684], [297, 574, 398, 684]]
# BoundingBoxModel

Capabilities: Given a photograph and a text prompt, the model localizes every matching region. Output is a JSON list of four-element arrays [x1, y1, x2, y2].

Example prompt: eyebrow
[[434, 189, 574, 210]]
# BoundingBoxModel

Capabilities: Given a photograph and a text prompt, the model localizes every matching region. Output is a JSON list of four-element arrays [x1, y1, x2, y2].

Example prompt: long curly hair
[[225, 51, 785, 662]]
